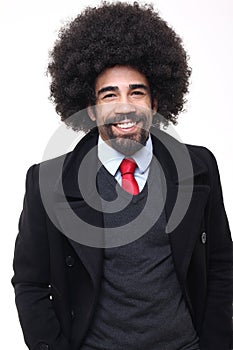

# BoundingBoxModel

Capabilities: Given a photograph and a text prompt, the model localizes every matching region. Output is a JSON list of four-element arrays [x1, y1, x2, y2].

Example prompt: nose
[[113, 99, 136, 115]]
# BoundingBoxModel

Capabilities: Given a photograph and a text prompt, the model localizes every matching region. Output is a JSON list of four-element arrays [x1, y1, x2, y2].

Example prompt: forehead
[[95, 65, 149, 91]]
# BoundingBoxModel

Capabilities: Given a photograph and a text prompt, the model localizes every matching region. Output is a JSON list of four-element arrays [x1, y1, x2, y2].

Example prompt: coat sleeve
[[200, 148, 233, 350], [11, 164, 70, 350]]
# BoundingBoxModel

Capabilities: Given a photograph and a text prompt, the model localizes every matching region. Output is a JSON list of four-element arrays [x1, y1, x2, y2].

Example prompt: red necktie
[[119, 158, 139, 195]]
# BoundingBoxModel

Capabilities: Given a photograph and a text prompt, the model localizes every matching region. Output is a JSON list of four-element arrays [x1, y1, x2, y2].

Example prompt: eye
[[102, 93, 117, 99], [131, 90, 146, 97]]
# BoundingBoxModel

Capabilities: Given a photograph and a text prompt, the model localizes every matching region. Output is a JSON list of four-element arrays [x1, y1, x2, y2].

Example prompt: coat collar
[[54, 126, 208, 198]]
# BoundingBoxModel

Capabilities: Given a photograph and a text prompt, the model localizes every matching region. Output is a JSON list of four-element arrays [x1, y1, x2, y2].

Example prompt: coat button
[[71, 309, 75, 320], [201, 232, 207, 244], [66, 255, 75, 267], [38, 344, 49, 350]]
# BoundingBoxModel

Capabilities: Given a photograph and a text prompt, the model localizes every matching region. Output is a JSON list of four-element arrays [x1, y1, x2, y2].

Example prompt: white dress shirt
[[97, 134, 153, 192]]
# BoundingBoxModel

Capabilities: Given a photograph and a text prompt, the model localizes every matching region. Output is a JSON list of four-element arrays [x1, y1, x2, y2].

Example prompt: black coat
[[12, 128, 232, 350]]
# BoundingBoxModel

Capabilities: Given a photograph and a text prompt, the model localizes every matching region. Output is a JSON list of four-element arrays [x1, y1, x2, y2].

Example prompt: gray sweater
[[80, 162, 199, 350]]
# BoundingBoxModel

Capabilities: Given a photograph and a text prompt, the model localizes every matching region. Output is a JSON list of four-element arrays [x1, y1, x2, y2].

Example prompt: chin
[[99, 124, 149, 155], [110, 134, 147, 155]]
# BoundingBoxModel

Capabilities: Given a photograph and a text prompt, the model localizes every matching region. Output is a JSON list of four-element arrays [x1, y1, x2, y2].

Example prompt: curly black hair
[[48, 1, 191, 132]]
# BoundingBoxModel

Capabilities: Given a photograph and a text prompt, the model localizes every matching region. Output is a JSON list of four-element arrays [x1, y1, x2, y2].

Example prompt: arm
[[12, 165, 70, 350], [200, 149, 233, 350]]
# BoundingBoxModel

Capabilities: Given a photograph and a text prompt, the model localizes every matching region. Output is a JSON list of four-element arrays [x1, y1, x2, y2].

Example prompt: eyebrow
[[97, 86, 119, 96], [129, 84, 149, 91], [97, 84, 149, 96]]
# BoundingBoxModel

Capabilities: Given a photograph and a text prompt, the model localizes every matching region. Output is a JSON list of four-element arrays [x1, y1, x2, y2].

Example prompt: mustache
[[104, 113, 147, 125]]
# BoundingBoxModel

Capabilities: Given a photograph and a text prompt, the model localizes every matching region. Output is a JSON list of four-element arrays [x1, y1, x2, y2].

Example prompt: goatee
[[97, 112, 151, 155], [107, 128, 148, 155]]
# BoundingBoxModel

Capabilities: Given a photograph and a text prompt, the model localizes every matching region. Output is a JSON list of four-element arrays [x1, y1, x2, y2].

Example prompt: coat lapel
[[151, 128, 210, 286], [51, 128, 104, 290]]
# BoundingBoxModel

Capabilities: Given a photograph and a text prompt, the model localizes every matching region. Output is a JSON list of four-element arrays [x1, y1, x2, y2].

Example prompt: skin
[[88, 65, 157, 155]]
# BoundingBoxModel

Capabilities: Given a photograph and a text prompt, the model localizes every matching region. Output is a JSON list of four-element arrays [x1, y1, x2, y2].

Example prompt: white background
[[1, 0, 232, 348]]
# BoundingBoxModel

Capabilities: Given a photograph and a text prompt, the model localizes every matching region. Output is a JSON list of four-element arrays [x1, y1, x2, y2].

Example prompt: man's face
[[88, 65, 157, 155]]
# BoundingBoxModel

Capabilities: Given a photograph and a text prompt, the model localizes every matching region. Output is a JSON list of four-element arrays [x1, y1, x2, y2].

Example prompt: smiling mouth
[[114, 120, 137, 129]]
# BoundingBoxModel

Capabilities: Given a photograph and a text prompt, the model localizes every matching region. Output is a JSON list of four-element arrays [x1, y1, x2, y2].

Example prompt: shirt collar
[[98, 134, 153, 176]]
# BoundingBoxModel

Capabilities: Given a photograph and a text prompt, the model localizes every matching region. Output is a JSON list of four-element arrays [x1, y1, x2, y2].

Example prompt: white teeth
[[116, 122, 136, 129]]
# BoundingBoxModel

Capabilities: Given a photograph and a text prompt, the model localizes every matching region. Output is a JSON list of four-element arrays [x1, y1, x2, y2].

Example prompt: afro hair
[[48, 1, 191, 132]]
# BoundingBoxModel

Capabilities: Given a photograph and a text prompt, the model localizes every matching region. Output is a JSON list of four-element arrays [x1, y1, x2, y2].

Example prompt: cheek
[[95, 105, 114, 124], [135, 98, 153, 113]]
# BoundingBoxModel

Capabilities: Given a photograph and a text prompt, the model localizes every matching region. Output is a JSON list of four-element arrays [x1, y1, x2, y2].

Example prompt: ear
[[152, 97, 158, 113], [87, 104, 96, 121]]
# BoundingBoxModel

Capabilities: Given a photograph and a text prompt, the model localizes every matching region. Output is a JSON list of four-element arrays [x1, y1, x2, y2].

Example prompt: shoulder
[[25, 151, 73, 185], [185, 143, 220, 177], [23, 129, 97, 195], [152, 127, 219, 176]]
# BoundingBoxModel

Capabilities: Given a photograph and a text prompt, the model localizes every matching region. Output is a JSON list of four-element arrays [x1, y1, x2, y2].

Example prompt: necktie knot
[[119, 158, 139, 195], [119, 158, 137, 175]]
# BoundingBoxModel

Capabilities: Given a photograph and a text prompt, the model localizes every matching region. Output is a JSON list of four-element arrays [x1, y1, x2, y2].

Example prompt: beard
[[98, 113, 150, 156]]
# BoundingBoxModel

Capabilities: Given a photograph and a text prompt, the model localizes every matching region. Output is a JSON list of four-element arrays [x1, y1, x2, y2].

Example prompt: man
[[12, 2, 232, 350]]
